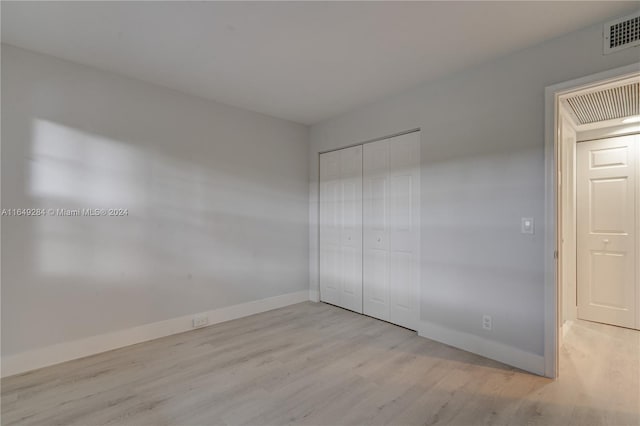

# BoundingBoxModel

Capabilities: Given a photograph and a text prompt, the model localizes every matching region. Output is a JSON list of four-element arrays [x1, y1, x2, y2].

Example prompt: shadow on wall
[[418, 144, 546, 356]]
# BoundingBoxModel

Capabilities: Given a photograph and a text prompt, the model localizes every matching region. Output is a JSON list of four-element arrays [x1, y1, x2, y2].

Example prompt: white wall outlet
[[521, 217, 534, 234], [482, 314, 492, 331], [192, 315, 209, 328]]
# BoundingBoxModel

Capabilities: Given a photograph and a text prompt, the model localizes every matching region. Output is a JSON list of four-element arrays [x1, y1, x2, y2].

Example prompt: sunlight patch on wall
[[30, 119, 144, 206], [30, 119, 147, 279], [26, 119, 304, 283]]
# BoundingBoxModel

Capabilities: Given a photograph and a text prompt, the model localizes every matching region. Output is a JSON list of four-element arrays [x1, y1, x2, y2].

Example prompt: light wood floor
[[2, 302, 639, 426]]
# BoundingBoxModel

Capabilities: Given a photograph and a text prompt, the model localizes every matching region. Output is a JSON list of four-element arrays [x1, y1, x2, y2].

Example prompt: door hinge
[[554, 250, 559, 259]]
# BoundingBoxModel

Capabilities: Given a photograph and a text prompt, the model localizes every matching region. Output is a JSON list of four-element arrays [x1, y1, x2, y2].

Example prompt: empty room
[[1, 1, 639, 425]]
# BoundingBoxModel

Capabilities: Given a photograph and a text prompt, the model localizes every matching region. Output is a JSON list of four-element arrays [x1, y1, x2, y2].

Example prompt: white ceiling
[[2, 1, 638, 125]]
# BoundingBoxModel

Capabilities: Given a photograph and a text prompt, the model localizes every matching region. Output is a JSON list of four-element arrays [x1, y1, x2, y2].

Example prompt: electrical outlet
[[192, 315, 209, 328], [482, 314, 492, 331]]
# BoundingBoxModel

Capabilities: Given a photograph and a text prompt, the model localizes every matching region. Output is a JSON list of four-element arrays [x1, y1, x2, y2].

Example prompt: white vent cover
[[603, 12, 640, 54], [565, 82, 639, 125]]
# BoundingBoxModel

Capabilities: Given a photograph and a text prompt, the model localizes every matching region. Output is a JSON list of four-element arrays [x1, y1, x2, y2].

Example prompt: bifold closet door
[[363, 132, 420, 330], [319, 145, 363, 313]]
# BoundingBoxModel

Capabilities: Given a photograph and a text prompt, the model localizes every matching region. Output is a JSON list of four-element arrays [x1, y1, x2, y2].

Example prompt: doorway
[[546, 65, 640, 378]]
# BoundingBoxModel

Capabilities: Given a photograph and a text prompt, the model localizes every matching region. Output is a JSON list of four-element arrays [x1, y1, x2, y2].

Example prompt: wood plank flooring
[[2, 302, 639, 426]]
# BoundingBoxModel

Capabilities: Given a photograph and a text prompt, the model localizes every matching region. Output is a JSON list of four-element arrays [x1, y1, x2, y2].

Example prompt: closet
[[319, 131, 420, 330]]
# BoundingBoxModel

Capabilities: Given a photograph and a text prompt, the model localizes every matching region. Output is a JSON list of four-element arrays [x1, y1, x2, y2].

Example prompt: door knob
[[377, 237, 381, 242], [603, 239, 610, 244]]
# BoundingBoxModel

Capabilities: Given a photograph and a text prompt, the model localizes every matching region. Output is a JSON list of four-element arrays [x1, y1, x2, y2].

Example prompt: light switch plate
[[521, 217, 534, 234]]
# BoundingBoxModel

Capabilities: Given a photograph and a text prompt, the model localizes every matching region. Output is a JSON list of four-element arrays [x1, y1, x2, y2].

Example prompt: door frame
[[543, 62, 640, 378]]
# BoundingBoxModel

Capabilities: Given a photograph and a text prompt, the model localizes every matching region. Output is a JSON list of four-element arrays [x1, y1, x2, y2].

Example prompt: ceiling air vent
[[565, 81, 639, 124], [603, 12, 640, 54]]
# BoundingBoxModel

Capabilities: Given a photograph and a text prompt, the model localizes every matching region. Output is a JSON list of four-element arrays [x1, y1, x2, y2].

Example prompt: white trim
[[418, 320, 545, 376], [309, 288, 320, 302], [315, 151, 322, 303], [577, 124, 640, 142], [317, 128, 420, 155], [1, 290, 308, 378], [544, 62, 640, 379], [562, 320, 574, 339]]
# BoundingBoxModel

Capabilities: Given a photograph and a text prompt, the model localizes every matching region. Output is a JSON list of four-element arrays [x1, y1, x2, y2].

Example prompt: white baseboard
[[562, 320, 574, 339], [308, 288, 320, 302], [418, 320, 545, 376], [1, 290, 309, 378]]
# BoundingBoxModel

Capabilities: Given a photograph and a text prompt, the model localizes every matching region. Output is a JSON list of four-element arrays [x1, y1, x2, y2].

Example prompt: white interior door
[[319, 146, 363, 313], [319, 150, 341, 307], [363, 139, 390, 321], [388, 133, 421, 329], [363, 132, 420, 330], [576, 134, 638, 330], [339, 146, 363, 313]]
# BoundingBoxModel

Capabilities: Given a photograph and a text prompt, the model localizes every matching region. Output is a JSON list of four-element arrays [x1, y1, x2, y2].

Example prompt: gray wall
[[309, 21, 640, 356], [1, 45, 309, 356]]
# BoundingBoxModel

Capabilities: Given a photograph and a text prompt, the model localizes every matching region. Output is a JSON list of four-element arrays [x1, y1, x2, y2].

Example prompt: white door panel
[[363, 132, 420, 330], [339, 146, 363, 313], [388, 133, 420, 329], [363, 139, 390, 321], [320, 151, 342, 306], [577, 135, 638, 329], [319, 146, 363, 313]]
